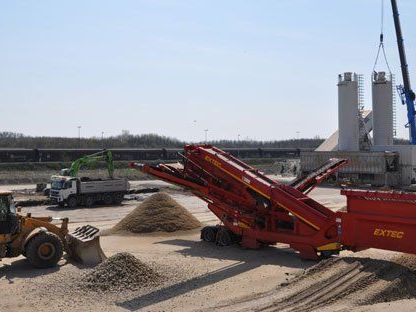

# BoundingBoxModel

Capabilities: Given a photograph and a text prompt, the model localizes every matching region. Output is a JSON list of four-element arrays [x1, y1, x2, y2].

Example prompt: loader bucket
[[66, 225, 106, 266]]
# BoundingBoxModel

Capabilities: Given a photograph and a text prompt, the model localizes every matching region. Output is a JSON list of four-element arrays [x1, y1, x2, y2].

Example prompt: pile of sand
[[79, 253, 161, 291], [112, 192, 201, 233]]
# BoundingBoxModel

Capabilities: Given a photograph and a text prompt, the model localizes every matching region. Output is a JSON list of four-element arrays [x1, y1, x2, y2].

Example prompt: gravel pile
[[112, 192, 201, 233], [79, 252, 161, 291]]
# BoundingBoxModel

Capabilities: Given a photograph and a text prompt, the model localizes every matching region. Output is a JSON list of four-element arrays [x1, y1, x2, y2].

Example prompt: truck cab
[[49, 176, 77, 207]]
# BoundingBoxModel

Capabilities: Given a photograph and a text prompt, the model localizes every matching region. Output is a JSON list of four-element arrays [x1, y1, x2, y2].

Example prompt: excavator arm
[[63, 150, 114, 178]]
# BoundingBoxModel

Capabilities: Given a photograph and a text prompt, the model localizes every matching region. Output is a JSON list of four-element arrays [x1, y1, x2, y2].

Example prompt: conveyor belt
[[291, 158, 347, 194]]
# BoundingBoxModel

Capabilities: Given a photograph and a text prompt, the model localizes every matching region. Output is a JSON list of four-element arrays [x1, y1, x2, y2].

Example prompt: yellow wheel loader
[[0, 191, 105, 268]]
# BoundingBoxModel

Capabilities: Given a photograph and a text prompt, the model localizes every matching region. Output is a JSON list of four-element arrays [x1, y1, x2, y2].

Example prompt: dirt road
[[0, 227, 311, 311], [0, 182, 414, 311]]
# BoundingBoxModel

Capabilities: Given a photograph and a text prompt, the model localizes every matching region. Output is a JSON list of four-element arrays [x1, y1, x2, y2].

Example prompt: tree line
[[0, 131, 325, 149], [0, 131, 409, 149]]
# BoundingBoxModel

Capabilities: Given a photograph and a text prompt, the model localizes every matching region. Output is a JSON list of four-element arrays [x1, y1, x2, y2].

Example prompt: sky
[[1, 0, 416, 142]]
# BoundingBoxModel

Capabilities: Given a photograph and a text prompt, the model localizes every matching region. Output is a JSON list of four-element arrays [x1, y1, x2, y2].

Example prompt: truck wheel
[[25, 232, 63, 268], [85, 196, 95, 207], [201, 226, 218, 242], [113, 193, 124, 205], [216, 227, 233, 246], [67, 196, 77, 209], [103, 194, 113, 205]]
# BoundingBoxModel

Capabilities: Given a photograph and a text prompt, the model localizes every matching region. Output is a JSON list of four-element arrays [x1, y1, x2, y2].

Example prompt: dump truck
[[131, 144, 416, 260], [49, 150, 129, 208], [0, 191, 105, 267], [50, 176, 129, 208]]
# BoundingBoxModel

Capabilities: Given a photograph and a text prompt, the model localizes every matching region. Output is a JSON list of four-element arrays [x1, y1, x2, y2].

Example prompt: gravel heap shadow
[[112, 192, 201, 233], [79, 252, 161, 291]]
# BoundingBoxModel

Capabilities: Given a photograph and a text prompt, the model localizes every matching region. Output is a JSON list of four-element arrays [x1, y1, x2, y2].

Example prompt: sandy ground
[[0, 181, 415, 311]]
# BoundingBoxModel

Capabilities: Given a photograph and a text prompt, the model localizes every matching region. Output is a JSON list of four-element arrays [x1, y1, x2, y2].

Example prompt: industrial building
[[301, 71, 416, 186]]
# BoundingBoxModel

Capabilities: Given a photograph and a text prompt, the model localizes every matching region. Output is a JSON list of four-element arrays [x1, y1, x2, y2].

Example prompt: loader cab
[[0, 192, 18, 235]]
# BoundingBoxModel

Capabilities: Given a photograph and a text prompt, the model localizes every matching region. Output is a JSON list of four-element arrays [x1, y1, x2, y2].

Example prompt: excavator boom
[[62, 150, 114, 178]]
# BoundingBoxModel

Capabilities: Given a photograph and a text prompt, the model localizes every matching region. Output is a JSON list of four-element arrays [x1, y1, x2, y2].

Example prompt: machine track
[[259, 258, 381, 312], [213, 256, 416, 312]]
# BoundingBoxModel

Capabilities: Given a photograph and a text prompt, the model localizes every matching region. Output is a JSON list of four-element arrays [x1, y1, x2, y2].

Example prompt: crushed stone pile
[[112, 192, 201, 233], [79, 253, 161, 291]]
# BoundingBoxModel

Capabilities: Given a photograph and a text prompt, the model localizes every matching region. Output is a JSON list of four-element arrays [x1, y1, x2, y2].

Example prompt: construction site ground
[[1, 180, 415, 311]]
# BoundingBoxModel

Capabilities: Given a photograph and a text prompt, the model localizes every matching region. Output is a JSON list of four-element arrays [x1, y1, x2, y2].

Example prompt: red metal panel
[[342, 189, 416, 201], [340, 212, 416, 254], [346, 195, 416, 217]]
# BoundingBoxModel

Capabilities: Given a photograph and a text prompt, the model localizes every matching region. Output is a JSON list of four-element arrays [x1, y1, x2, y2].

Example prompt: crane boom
[[391, 0, 416, 144], [391, 0, 411, 91]]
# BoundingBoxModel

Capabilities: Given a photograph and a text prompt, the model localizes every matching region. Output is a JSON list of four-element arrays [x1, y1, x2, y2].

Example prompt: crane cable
[[372, 0, 393, 74]]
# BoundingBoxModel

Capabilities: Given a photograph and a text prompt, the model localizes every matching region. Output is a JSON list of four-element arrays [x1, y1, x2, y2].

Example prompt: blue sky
[[1, 0, 416, 141]]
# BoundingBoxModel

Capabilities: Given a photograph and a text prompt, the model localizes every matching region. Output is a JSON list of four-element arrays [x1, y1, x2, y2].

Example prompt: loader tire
[[25, 232, 63, 268]]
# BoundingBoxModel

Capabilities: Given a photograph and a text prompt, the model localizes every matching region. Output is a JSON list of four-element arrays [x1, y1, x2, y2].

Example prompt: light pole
[[204, 129, 208, 143], [237, 134, 241, 157], [101, 131, 104, 149], [78, 126, 81, 148], [193, 120, 197, 143]]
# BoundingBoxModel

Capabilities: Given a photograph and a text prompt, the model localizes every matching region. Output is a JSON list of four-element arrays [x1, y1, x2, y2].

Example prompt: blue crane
[[391, 0, 416, 144]]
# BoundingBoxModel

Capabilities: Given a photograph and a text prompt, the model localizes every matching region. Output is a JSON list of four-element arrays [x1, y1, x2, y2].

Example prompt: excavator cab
[[0, 192, 18, 235], [60, 168, 71, 176]]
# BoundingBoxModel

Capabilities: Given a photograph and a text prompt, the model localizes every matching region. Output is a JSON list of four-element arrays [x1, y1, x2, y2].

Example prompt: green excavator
[[60, 150, 114, 178]]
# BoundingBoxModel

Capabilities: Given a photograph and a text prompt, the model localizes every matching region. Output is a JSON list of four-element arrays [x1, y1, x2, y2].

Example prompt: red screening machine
[[130, 145, 416, 260]]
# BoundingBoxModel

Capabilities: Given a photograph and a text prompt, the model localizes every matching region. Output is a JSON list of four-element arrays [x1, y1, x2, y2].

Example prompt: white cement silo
[[338, 72, 360, 151], [372, 72, 394, 146]]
